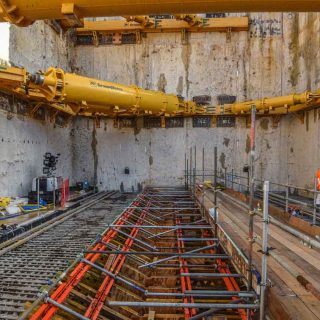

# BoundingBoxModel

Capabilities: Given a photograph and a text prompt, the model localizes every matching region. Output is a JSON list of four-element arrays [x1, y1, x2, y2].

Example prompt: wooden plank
[[219, 207, 320, 320], [148, 310, 155, 320], [197, 190, 320, 320]]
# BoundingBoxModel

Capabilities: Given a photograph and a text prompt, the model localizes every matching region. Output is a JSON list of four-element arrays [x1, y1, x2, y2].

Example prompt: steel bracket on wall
[[271, 115, 281, 128], [181, 28, 188, 45], [75, 17, 249, 46]]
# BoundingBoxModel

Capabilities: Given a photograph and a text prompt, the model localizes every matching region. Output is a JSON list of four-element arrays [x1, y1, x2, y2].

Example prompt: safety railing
[[184, 167, 320, 225]]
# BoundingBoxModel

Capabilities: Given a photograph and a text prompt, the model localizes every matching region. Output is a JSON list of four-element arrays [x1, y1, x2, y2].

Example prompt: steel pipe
[[146, 291, 251, 297], [218, 189, 320, 249], [181, 272, 243, 278], [185, 290, 256, 298], [109, 224, 211, 229], [107, 301, 260, 309], [45, 297, 89, 320], [110, 227, 158, 251], [139, 243, 226, 268], [259, 181, 269, 320], [81, 258, 146, 293], [84, 250, 223, 257]]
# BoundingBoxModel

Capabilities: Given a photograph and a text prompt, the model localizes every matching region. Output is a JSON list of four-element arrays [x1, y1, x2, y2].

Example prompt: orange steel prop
[[84, 203, 150, 319], [176, 217, 197, 319], [203, 229, 247, 320]]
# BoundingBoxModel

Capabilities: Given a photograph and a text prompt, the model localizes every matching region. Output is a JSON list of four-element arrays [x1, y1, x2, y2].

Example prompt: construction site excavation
[[1, 1, 320, 320]]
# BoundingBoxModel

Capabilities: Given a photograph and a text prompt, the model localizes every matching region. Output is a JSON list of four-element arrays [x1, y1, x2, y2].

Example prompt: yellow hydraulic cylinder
[[29, 67, 192, 115], [1, 65, 320, 117], [1, 0, 320, 26], [214, 92, 314, 114]]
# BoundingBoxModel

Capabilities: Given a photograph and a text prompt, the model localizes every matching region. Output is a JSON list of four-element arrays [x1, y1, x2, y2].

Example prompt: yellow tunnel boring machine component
[[0, 65, 26, 92], [212, 91, 320, 115], [1, 65, 320, 117], [29, 67, 199, 115], [1, 1, 320, 26], [175, 14, 202, 26], [123, 15, 153, 27]]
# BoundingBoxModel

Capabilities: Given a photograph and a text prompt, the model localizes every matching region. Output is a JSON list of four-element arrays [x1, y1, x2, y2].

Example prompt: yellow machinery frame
[[1, 0, 320, 27], [76, 17, 249, 35]]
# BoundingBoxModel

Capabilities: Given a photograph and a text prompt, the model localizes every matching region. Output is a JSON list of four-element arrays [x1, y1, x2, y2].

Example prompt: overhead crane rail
[[1, 0, 320, 27]]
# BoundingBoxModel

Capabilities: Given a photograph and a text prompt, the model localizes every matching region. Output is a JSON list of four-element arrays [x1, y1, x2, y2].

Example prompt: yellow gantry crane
[[0, 65, 320, 118]]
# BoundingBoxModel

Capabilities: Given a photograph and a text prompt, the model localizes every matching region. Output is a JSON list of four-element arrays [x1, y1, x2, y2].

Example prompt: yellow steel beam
[[1, 0, 320, 27], [0, 65, 26, 92], [76, 17, 248, 35]]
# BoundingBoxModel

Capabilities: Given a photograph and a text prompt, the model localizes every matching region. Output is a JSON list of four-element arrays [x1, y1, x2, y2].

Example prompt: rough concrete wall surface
[[69, 117, 284, 192], [5, 13, 320, 192], [71, 118, 96, 186], [0, 110, 73, 197], [10, 21, 73, 72], [71, 13, 320, 190], [0, 21, 74, 196], [285, 111, 320, 189]]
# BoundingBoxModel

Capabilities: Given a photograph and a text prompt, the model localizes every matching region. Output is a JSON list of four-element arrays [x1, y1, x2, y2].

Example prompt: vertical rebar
[[194, 146, 197, 190], [193, 168, 196, 196], [313, 176, 317, 225], [186, 158, 189, 190], [37, 177, 40, 216], [260, 181, 269, 320], [285, 184, 289, 213], [53, 177, 56, 210], [190, 147, 192, 192], [202, 147, 205, 183], [202, 147, 205, 215], [214, 146, 218, 236], [225, 167, 227, 188], [185, 153, 187, 189], [231, 169, 234, 190], [247, 105, 256, 317]]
